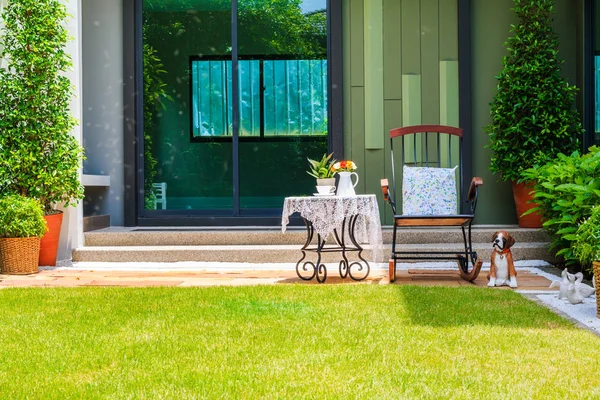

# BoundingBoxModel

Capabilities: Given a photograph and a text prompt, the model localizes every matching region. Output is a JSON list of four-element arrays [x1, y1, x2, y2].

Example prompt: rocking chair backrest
[[389, 124, 464, 214]]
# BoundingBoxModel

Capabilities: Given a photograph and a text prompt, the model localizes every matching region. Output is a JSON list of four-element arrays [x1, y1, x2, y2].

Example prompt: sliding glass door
[[141, 0, 329, 217]]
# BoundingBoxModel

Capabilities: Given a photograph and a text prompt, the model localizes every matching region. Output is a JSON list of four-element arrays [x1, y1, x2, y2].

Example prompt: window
[[191, 57, 328, 139]]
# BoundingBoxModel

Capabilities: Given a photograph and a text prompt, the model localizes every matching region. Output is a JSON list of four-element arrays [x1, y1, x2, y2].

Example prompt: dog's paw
[[487, 279, 496, 287], [509, 277, 518, 288]]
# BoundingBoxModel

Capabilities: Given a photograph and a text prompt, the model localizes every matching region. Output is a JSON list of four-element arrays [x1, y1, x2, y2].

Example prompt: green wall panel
[[383, 99, 403, 223], [343, 0, 352, 157], [350, 86, 366, 195], [349, 0, 364, 87], [401, 0, 421, 74], [383, 0, 402, 100], [364, 0, 385, 149], [420, 0, 440, 127], [439, 0, 458, 60]]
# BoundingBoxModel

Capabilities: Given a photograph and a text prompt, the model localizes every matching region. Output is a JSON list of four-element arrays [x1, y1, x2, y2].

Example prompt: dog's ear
[[491, 232, 499, 243], [506, 234, 516, 249]]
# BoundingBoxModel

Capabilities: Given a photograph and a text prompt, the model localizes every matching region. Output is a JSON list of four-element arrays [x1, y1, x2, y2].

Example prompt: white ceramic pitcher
[[336, 171, 359, 196]]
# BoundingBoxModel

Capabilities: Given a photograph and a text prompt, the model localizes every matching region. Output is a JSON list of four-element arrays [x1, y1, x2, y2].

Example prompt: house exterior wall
[[58, 0, 84, 262], [343, 0, 460, 225], [81, 0, 125, 225], [343, 0, 584, 225], [471, 0, 583, 224], [0, 0, 586, 263]]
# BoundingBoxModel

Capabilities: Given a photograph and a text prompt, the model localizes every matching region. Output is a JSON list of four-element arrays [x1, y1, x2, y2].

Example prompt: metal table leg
[[294, 216, 370, 283]]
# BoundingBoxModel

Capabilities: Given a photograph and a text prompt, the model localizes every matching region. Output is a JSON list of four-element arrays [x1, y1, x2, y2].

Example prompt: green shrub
[[522, 147, 600, 265], [0, 195, 48, 238], [572, 206, 600, 270], [0, 0, 85, 214], [485, 0, 583, 182]]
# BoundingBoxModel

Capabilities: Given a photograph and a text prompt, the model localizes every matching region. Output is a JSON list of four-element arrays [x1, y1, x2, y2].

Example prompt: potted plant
[[485, 0, 583, 228], [307, 152, 337, 186], [0, 0, 85, 266], [572, 205, 600, 318], [0, 195, 48, 275]]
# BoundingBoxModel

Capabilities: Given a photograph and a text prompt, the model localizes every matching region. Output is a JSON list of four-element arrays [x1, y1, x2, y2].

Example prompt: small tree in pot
[[0, 0, 85, 265], [485, 0, 583, 227]]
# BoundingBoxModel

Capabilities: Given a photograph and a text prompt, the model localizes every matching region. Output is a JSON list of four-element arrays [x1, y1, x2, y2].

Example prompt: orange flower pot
[[39, 211, 63, 266], [512, 181, 543, 228]]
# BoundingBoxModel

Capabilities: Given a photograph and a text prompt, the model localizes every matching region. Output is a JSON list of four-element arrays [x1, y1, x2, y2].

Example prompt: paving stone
[[178, 280, 235, 287], [86, 280, 183, 287]]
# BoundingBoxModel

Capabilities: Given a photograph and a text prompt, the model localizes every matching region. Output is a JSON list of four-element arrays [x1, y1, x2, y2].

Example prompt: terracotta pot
[[511, 181, 543, 228], [39, 211, 63, 266]]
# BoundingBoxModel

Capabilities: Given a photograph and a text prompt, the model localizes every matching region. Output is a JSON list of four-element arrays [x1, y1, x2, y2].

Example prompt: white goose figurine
[[574, 272, 596, 298], [549, 268, 571, 299], [567, 274, 585, 304]]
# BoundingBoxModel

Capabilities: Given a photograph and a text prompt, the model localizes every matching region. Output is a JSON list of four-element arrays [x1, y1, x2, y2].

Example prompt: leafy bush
[[0, 195, 48, 238], [485, 0, 582, 182], [522, 147, 600, 265], [572, 206, 600, 270], [0, 0, 85, 214]]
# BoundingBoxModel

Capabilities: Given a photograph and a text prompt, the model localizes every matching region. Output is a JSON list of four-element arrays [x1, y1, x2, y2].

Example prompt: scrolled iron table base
[[295, 215, 370, 283]]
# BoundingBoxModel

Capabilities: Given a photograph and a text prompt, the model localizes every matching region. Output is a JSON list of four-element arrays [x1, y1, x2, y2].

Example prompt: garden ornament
[[488, 231, 517, 288], [567, 274, 585, 305], [574, 272, 595, 298], [549, 268, 571, 299]]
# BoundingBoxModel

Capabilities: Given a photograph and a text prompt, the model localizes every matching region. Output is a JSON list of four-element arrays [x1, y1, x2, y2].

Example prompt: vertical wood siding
[[344, 0, 459, 224]]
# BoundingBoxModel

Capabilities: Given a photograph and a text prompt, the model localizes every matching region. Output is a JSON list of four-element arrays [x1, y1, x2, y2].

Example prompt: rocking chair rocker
[[380, 125, 484, 282]]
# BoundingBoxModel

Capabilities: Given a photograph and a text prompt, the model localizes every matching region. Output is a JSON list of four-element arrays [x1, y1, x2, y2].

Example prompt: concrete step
[[72, 242, 554, 264], [83, 226, 550, 247]]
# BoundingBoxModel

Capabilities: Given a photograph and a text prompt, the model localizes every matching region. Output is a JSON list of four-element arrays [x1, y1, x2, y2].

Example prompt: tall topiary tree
[[486, 0, 583, 182], [0, 0, 84, 214]]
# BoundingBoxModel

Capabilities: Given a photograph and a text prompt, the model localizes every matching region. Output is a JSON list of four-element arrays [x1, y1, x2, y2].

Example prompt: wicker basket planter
[[593, 262, 600, 319], [0, 237, 41, 275]]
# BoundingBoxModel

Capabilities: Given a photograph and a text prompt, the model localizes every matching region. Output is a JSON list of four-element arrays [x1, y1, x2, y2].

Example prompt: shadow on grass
[[393, 284, 573, 329]]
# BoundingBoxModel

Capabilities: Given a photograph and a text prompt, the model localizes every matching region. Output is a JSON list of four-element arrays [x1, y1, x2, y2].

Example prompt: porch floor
[[0, 263, 555, 289], [2, 263, 598, 335]]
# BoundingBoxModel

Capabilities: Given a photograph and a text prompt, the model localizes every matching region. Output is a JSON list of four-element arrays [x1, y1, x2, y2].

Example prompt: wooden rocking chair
[[380, 125, 484, 282]]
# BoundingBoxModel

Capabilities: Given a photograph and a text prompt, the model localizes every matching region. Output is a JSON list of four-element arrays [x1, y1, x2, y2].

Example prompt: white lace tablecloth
[[281, 195, 384, 262]]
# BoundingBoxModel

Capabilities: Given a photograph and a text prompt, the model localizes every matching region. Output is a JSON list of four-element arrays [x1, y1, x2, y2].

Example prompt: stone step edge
[[74, 242, 551, 251], [83, 234, 551, 247], [61, 260, 554, 271]]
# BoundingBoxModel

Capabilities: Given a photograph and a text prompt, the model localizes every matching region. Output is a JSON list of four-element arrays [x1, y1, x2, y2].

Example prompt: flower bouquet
[[332, 160, 357, 173]]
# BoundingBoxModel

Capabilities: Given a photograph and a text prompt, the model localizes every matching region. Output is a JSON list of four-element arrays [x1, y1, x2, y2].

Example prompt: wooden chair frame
[[380, 125, 484, 281]]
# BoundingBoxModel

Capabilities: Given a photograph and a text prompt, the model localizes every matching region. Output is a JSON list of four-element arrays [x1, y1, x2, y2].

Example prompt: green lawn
[[1, 285, 599, 399]]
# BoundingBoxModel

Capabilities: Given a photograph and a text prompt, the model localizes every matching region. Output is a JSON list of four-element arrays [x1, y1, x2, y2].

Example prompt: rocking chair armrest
[[381, 178, 397, 214], [467, 177, 483, 202], [381, 179, 390, 202]]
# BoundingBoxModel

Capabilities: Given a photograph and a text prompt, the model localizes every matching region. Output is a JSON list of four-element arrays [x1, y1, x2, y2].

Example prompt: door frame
[[123, 0, 344, 226]]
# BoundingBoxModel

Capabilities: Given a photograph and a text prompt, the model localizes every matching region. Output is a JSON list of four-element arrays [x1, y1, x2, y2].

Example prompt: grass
[[0, 285, 599, 399]]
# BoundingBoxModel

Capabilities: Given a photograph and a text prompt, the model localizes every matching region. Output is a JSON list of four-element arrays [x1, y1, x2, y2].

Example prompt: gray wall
[[81, 0, 124, 225]]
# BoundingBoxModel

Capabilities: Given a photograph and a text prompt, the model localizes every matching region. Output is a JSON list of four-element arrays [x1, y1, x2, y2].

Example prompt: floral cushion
[[402, 165, 458, 215]]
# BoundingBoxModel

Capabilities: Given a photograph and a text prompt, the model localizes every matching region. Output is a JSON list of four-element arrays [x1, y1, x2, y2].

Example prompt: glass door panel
[[142, 0, 232, 212], [237, 0, 329, 210]]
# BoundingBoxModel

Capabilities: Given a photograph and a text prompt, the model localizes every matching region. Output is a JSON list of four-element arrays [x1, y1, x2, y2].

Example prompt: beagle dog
[[487, 230, 517, 288]]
